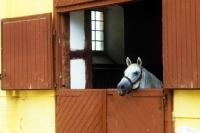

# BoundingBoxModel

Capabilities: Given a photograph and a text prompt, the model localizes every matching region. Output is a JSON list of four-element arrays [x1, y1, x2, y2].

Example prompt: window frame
[[91, 10, 106, 54]]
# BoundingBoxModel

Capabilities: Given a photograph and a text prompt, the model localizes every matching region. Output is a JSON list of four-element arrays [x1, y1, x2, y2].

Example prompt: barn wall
[[0, 0, 55, 133], [0, 1, 8, 133]]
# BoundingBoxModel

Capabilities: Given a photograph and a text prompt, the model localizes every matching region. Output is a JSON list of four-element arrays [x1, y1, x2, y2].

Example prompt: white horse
[[117, 57, 163, 96]]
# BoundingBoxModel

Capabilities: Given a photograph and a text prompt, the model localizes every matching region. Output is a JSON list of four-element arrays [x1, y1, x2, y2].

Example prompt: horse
[[117, 57, 163, 96]]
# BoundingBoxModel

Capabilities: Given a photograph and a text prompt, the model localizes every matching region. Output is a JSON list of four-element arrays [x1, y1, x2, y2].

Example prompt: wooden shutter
[[1, 13, 53, 90], [163, 0, 200, 89]]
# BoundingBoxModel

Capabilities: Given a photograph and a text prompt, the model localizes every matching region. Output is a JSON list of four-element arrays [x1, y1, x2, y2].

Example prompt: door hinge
[[54, 82, 57, 88], [0, 69, 6, 80], [163, 93, 168, 110], [53, 30, 56, 39]]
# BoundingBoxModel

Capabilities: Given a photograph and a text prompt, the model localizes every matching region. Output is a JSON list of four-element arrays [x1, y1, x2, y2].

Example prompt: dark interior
[[92, 0, 162, 88]]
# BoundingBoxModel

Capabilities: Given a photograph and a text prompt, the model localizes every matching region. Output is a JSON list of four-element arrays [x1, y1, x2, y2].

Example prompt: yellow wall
[[5, 0, 53, 18], [0, 0, 55, 133], [174, 90, 200, 132]]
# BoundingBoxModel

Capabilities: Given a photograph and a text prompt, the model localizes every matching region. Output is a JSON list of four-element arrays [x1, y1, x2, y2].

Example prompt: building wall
[[174, 90, 200, 133], [0, 0, 55, 133]]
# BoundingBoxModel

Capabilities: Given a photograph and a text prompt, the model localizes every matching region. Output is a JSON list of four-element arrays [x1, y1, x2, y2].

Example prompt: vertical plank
[[43, 18, 48, 88], [186, 0, 192, 88], [14, 21, 19, 89], [31, 19, 37, 88], [180, 0, 187, 88], [35, 19, 40, 88], [2, 22, 10, 88], [190, 0, 198, 88], [176, 0, 182, 88], [22, 20, 27, 88], [166, 0, 172, 88], [26, 20, 32, 89], [47, 14, 53, 88], [171, 0, 178, 88], [10, 22, 15, 89], [60, 14, 70, 88], [196, 0, 200, 87], [17, 21, 23, 88], [162, 0, 168, 88]]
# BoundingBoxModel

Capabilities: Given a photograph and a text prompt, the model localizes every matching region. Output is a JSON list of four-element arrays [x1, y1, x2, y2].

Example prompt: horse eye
[[134, 72, 138, 75]]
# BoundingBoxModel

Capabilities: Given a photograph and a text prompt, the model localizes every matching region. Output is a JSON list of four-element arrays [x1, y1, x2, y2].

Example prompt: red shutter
[[1, 13, 53, 90], [163, 0, 200, 89]]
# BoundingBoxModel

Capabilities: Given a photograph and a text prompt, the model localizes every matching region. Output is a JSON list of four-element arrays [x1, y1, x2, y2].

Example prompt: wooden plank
[[162, 0, 168, 88], [35, 18, 40, 88], [190, 0, 198, 88], [22, 20, 27, 88], [180, 0, 187, 88], [164, 90, 173, 133], [166, 0, 172, 88], [196, 0, 200, 87], [2, 22, 9, 88], [186, 0, 192, 88], [55, 0, 97, 7], [26, 19, 32, 89], [10, 22, 15, 88], [17, 21, 23, 88], [176, 0, 182, 88], [56, 0, 133, 13], [30, 19, 36, 88], [171, 0, 178, 88], [60, 14, 70, 88]]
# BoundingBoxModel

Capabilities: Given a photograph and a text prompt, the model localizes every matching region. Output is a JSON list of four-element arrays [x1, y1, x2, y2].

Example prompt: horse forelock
[[124, 64, 141, 76]]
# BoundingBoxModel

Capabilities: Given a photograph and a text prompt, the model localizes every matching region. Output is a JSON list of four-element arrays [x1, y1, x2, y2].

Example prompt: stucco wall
[[174, 90, 200, 133], [0, 1, 8, 132], [0, 0, 55, 133]]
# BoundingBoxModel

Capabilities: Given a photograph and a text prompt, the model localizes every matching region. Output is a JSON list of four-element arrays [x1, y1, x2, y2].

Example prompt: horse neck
[[139, 67, 162, 88]]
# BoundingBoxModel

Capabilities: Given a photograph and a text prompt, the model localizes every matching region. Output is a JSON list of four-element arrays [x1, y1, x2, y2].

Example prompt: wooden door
[[56, 89, 172, 133]]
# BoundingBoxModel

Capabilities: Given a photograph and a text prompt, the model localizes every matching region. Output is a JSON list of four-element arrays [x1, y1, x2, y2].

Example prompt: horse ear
[[126, 57, 132, 66], [137, 57, 142, 66]]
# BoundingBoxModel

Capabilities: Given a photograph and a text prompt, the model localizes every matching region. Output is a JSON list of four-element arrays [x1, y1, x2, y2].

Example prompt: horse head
[[117, 57, 142, 96]]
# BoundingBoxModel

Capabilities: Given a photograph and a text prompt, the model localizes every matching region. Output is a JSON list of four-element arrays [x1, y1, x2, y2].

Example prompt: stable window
[[91, 11, 104, 51]]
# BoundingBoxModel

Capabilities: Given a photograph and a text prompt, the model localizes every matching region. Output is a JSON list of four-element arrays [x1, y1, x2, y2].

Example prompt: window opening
[[91, 11, 104, 51]]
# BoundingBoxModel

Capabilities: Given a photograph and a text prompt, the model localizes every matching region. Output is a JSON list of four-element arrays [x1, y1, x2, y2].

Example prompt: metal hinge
[[53, 30, 56, 39], [0, 69, 6, 80], [54, 83, 57, 88], [163, 93, 168, 110]]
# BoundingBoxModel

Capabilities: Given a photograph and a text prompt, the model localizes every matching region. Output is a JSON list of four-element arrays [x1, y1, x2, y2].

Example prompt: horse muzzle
[[117, 83, 132, 96]]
